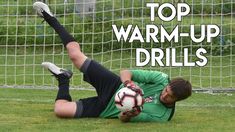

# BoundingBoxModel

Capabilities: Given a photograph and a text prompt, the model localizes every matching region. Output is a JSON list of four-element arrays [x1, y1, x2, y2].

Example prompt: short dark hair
[[169, 78, 192, 101]]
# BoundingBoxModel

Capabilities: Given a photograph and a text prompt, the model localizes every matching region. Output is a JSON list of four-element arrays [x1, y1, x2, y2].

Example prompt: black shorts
[[76, 60, 122, 118]]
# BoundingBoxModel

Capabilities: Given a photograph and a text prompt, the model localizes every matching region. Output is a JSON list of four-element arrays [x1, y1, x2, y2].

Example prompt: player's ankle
[[57, 75, 70, 85], [42, 11, 54, 20]]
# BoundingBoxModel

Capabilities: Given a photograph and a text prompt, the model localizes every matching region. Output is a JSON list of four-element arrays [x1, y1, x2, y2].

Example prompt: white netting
[[0, 0, 234, 89]]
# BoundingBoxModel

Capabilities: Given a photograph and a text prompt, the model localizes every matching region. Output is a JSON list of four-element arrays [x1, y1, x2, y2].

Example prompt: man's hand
[[124, 80, 144, 96], [120, 70, 143, 95], [119, 107, 142, 122]]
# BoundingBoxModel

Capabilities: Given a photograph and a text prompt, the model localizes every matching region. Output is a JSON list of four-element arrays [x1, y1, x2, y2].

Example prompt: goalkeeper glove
[[124, 80, 144, 96]]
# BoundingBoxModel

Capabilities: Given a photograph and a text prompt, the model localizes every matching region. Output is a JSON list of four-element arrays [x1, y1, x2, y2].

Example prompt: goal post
[[0, 0, 234, 90]]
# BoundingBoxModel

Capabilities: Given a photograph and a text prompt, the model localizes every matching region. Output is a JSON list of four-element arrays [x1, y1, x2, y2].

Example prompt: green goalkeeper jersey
[[99, 70, 175, 122]]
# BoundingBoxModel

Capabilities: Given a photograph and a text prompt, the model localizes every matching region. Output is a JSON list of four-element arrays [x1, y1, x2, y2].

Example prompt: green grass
[[0, 1, 234, 130], [0, 88, 235, 132], [0, 0, 234, 89]]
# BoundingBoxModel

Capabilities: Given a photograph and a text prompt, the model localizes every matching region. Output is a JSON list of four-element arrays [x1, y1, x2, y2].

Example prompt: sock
[[55, 75, 72, 101], [42, 11, 75, 47]]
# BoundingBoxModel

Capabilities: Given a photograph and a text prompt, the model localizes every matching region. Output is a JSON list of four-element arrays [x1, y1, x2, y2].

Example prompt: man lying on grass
[[33, 2, 192, 122]]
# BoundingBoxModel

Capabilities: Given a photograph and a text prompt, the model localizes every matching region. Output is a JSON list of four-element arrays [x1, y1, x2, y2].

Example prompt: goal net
[[0, 0, 234, 90]]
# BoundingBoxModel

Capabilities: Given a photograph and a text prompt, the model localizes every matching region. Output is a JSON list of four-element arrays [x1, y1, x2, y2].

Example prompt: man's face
[[160, 85, 177, 104]]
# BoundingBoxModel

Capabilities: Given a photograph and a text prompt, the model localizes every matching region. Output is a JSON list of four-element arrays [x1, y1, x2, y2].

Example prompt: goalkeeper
[[33, 2, 192, 122]]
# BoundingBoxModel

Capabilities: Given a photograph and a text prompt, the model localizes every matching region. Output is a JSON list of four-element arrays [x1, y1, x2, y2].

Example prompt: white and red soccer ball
[[115, 87, 144, 112]]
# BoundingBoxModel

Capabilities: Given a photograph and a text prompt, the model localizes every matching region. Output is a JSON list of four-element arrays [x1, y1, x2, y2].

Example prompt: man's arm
[[119, 70, 143, 122], [125, 69, 169, 85], [120, 69, 132, 83], [120, 69, 144, 95]]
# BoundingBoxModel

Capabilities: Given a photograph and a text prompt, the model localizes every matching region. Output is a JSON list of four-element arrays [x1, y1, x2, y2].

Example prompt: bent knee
[[54, 101, 77, 118], [69, 51, 84, 61], [54, 104, 66, 118]]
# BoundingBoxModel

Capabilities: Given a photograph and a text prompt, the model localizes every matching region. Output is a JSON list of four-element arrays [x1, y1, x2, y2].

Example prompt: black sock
[[42, 11, 75, 47], [55, 75, 72, 101]]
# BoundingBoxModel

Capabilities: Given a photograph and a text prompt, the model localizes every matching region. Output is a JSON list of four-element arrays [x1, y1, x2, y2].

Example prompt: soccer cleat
[[33, 1, 53, 18], [41, 62, 73, 79]]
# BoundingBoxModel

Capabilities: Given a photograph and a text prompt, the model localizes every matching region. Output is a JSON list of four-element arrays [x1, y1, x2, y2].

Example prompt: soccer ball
[[114, 87, 144, 112]]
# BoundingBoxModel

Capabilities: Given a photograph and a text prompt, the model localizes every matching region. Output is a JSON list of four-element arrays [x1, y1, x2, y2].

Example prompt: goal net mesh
[[0, 0, 234, 90]]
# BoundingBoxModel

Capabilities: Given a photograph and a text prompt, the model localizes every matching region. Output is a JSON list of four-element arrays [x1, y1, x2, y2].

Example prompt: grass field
[[0, 1, 234, 131], [0, 0, 234, 89], [0, 88, 235, 132]]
